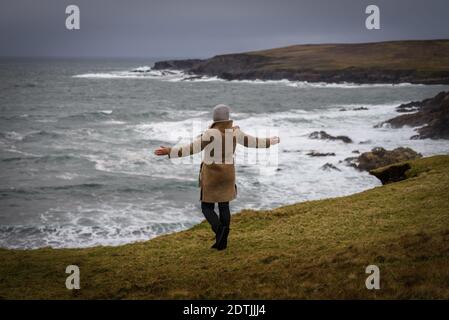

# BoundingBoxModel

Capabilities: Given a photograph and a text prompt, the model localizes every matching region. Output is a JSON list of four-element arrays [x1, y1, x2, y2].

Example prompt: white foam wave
[[56, 172, 79, 180], [285, 81, 422, 89], [1, 216, 199, 249], [35, 118, 57, 123], [100, 120, 127, 125], [73, 66, 426, 88], [73, 67, 187, 80], [1, 147, 40, 157], [132, 66, 152, 72], [0, 195, 204, 249], [1, 131, 24, 141]]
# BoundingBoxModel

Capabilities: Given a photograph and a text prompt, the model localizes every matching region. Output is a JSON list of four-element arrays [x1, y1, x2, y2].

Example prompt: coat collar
[[209, 120, 233, 131]]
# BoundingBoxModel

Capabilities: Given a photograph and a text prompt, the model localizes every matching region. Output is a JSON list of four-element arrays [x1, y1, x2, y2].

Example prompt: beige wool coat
[[168, 120, 271, 203]]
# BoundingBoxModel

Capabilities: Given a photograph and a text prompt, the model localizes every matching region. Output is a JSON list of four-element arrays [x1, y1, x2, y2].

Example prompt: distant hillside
[[154, 40, 449, 84], [1, 155, 448, 299]]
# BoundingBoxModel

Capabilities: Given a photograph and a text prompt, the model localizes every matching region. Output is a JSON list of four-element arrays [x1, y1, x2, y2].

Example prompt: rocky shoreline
[[302, 91, 449, 175], [377, 91, 449, 139]]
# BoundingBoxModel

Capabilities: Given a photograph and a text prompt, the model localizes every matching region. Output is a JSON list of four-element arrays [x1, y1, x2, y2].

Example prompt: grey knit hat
[[212, 104, 231, 122]]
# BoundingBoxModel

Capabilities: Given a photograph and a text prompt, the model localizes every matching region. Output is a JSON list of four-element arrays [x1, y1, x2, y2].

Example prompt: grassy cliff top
[[246, 39, 449, 72], [1, 155, 449, 299]]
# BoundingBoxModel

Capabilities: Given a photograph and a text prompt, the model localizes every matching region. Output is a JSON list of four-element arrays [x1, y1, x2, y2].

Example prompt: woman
[[154, 104, 279, 250]]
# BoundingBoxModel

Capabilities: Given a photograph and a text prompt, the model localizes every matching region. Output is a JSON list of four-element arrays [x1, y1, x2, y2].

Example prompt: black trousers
[[201, 202, 231, 234]]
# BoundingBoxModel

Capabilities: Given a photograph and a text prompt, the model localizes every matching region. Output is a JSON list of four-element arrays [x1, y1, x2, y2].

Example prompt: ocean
[[1, 58, 449, 249]]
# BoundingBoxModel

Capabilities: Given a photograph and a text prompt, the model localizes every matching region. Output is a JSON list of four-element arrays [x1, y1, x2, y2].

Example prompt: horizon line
[[1, 38, 448, 60]]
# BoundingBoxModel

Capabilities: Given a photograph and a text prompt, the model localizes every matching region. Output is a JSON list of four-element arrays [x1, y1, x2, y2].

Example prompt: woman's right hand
[[154, 146, 170, 156]]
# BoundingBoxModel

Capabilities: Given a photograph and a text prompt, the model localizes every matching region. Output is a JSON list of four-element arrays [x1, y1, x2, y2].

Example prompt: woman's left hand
[[270, 136, 280, 145]]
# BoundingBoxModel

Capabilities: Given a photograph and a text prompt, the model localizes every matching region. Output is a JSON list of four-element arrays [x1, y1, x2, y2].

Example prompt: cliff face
[[153, 59, 203, 70], [153, 40, 449, 84]]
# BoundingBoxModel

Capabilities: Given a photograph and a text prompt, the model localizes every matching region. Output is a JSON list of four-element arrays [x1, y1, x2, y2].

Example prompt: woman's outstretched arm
[[154, 134, 207, 158], [235, 126, 280, 148]]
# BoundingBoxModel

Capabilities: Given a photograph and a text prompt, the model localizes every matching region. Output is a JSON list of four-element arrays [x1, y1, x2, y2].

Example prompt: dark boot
[[211, 231, 219, 249], [212, 225, 226, 249], [216, 226, 230, 250], [211, 234, 219, 249], [201, 202, 222, 249]]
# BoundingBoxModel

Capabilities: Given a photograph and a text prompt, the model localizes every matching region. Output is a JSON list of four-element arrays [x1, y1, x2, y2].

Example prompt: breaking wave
[[73, 66, 424, 88]]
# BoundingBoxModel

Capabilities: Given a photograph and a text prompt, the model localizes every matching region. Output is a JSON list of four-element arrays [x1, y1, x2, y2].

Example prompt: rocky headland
[[153, 40, 449, 84]]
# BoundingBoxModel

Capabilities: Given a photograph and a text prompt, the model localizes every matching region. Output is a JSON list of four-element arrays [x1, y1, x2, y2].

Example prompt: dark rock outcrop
[[321, 163, 341, 171], [354, 147, 422, 171], [369, 163, 411, 185], [188, 54, 272, 80], [395, 100, 424, 113], [339, 107, 369, 111], [308, 131, 352, 143], [282, 149, 301, 153], [153, 59, 204, 71], [307, 151, 336, 157], [377, 91, 449, 139], [342, 156, 358, 168]]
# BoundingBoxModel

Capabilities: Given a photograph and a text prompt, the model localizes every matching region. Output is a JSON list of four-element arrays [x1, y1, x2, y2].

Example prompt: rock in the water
[[376, 91, 449, 139], [353, 107, 369, 111], [182, 75, 204, 81], [307, 151, 336, 157], [355, 147, 422, 171], [359, 140, 372, 145], [395, 100, 424, 113], [343, 156, 358, 168], [308, 131, 352, 143], [321, 163, 341, 171], [369, 163, 411, 185]]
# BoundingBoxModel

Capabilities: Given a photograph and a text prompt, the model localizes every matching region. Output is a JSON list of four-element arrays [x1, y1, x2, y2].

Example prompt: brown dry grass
[[247, 40, 449, 73]]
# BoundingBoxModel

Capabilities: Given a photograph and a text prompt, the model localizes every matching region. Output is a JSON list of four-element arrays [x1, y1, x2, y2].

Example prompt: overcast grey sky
[[1, 0, 448, 58]]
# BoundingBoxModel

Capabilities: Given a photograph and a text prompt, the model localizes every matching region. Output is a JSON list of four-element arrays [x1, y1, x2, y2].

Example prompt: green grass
[[1, 155, 449, 299], [247, 40, 449, 73]]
